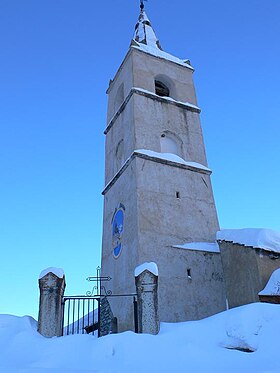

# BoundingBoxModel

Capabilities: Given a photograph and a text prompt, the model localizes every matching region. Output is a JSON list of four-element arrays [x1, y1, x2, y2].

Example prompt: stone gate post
[[135, 262, 159, 335], [38, 267, 66, 338]]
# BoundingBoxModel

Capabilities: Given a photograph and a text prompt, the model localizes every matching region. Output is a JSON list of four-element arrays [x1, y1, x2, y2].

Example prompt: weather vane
[[140, 0, 147, 11]]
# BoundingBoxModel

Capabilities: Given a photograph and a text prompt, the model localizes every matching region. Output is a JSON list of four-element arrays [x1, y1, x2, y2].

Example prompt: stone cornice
[[102, 151, 211, 195], [104, 88, 201, 135]]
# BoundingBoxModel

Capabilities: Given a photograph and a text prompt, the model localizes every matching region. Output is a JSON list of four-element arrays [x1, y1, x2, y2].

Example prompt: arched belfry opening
[[155, 80, 170, 97], [154, 74, 176, 99]]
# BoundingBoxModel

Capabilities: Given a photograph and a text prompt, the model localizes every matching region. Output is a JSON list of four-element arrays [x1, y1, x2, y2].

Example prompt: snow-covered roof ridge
[[131, 43, 193, 70], [39, 267, 65, 280], [133, 9, 162, 50], [134, 149, 211, 173], [217, 228, 280, 254], [173, 242, 220, 253], [259, 268, 280, 296]]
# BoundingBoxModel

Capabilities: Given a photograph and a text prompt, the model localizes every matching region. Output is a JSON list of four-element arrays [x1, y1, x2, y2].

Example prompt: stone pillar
[[135, 263, 159, 335], [38, 268, 66, 338]]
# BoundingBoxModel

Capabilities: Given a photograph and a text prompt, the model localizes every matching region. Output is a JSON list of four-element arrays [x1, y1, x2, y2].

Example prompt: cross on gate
[[86, 266, 112, 296]]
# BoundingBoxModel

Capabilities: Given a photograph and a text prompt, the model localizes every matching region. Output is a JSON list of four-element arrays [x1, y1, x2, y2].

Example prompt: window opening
[[176, 191, 180, 199], [187, 269, 192, 279], [155, 80, 170, 97]]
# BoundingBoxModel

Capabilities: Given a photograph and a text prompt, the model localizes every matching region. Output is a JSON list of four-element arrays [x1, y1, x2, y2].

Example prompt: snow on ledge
[[135, 149, 211, 172], [259, 268, 280, 296], [135, 262, 158, 277], [39, 267, 65, 280], [217, 228, 280, 253], [133, 87, 200, 111], [173, 242, 220, 253]]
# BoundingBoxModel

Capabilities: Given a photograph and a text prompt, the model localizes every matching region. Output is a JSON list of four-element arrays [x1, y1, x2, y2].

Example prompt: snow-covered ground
[[1, 303, 280, 372]]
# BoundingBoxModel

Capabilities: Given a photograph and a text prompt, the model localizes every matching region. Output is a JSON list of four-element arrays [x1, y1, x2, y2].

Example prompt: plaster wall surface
[[104, 99, 135, 183], [150, 247, 226, 322], [133, 94, 207, 165], [107, 51, 134, 122], [102, 155, 222, 330], [101, 161, 139, 331], [219, 241, 280, 308], [135, 157, 219, 244], [131, 48, 197, 104]]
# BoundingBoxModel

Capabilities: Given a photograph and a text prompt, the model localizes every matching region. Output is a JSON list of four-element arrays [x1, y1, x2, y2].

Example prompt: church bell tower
[[101, 5, 226, 331]]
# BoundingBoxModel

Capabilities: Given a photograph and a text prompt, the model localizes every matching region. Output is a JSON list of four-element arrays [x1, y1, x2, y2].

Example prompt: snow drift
[[1, 303, 280, 372]]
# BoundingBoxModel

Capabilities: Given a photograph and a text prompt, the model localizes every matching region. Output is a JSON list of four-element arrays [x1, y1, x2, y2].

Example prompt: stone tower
[[101, 7, 226, 331]]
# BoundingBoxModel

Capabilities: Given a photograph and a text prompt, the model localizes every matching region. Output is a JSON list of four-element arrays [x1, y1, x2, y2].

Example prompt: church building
[[100, 4, 280, 332]]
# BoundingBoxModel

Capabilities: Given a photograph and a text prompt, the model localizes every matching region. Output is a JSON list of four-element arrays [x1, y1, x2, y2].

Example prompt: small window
[[187, 269, 192, 279], [176, 191, 180, 199], [155, 80, 170, 97]]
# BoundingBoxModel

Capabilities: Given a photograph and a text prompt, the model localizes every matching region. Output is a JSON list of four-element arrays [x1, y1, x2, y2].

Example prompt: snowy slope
[[1, 303, 280, 372]]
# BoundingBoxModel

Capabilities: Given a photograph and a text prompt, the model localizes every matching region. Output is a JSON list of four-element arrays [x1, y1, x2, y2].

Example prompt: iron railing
[[62, 296, 100, 337]]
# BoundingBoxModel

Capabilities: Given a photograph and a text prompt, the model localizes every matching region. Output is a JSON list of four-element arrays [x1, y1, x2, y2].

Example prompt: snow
[[173, 241, 220, 253], [135, 149, 211, 172], [133, 86, 200, 111], [259, 268, 280, 296], [39, 267, 64, 279], [217, 228, 280, 253], [135, 262, 159, 277], [131, 43, 194, 70], [2, 303, 280, 372]]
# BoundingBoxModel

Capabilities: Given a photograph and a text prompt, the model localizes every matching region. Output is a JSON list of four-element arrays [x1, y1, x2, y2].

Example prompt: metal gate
[[61, 267, 138, 337], [62, 296, 100, 337]]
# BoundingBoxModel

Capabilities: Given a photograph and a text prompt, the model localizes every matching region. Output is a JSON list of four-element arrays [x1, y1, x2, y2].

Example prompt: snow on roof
[[135, 262, 158, 277], [259, 268, 280, 296], [135, 149, 211, 172], [173, 242, 220, 253], [131, 43, 193, 70], [217, 228, 280, 253], [39, 267, 65, 280]]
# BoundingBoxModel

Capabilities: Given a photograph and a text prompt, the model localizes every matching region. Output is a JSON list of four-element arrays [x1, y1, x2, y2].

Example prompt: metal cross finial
[[140, 0, 146, 11]]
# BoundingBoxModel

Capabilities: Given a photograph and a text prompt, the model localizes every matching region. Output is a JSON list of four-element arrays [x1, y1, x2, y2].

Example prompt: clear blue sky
[[0, 0, 279, 318]]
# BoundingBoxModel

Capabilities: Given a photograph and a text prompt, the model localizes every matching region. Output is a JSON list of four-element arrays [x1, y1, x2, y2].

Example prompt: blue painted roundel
[[112, 207, 124, 258]]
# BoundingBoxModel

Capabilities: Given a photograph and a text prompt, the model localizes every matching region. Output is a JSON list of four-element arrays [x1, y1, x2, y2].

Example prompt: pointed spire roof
[[130, 5, 194, 71], [133, 9, 162, 50]]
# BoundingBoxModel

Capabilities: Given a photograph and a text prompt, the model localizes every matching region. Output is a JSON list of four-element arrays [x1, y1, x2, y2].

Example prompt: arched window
[[155, 80, 170, 97], [160, 132, 183, 157]]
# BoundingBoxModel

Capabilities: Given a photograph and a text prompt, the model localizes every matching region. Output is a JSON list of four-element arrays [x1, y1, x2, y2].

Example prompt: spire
[[133, 4, 162, 50]]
